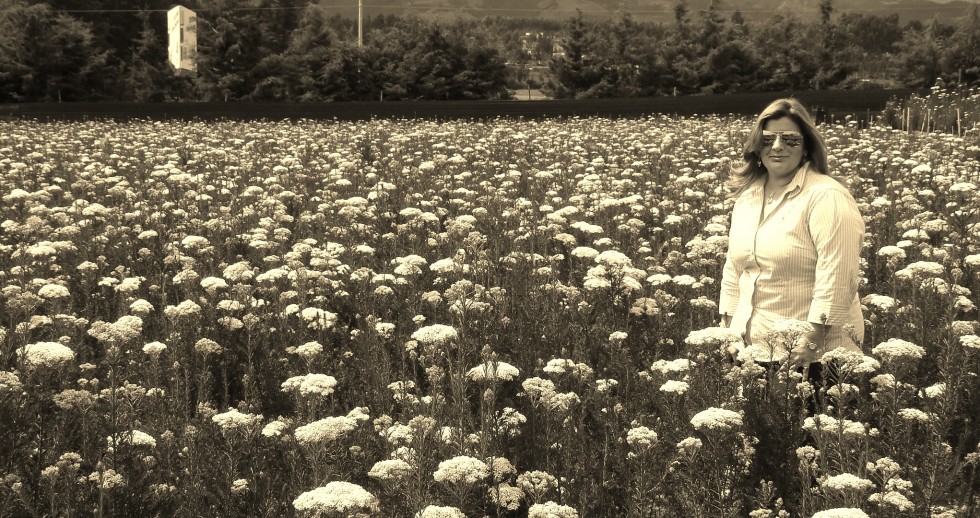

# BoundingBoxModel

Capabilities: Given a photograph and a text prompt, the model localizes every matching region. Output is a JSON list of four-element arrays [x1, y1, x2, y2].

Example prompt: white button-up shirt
[[719, 165, 865, 360]]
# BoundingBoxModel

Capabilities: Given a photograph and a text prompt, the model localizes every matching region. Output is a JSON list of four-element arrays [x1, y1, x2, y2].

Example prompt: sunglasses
[[760, 131, 803, 148]]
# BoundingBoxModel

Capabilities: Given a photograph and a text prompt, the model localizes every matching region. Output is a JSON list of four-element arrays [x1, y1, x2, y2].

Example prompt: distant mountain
[[320, 0, 979, 23]]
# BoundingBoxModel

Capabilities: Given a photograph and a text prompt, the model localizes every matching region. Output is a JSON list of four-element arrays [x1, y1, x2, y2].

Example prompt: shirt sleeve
[[719, 248, 740, 316], [806, 187, 864, 326]]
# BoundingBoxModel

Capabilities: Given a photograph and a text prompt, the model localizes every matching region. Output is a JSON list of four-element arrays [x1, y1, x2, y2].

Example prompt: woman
[[719, 98, 864, 373]]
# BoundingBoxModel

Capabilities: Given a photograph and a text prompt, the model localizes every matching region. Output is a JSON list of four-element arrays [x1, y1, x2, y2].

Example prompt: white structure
[[168, 5, 197, 72]]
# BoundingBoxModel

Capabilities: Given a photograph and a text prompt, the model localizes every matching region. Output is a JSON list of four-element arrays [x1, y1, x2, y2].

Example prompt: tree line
[[1, 0, 979, 103]]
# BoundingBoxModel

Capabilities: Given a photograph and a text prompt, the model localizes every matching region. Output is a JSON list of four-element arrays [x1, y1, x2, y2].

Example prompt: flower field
[[1, 115, 979, 517]]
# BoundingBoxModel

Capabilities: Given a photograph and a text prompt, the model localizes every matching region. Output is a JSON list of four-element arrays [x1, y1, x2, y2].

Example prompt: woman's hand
[[788, 323, 828, 368], [719, 314, 741, 363]]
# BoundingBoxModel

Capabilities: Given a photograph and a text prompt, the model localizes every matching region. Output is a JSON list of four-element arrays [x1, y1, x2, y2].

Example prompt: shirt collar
[[740, 164, 812, 204], [783, 163, 811, 200]]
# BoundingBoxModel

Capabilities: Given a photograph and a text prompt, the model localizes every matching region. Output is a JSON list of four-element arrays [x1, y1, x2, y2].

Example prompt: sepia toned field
[[1, 115, 979, 517]]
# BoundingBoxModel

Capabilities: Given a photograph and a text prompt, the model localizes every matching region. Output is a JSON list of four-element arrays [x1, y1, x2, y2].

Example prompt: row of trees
[[546, 0, 980, 98], [0, 0, 514, 102], [1, 0, 979, 102]]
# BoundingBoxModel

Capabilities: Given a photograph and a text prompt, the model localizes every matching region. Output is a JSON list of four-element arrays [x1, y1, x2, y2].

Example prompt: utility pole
[[358, 0, 363, 47]]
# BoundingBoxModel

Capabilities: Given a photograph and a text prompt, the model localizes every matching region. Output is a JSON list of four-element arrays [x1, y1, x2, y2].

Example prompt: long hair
[[728, 98, 830, 196]]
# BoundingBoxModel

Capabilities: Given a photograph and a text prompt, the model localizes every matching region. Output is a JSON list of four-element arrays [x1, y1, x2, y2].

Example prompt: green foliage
[[3, 0, 980, 101], [880, 84, 980, 134], [2, 115, 980, 516], [0, 2, 112, 101]]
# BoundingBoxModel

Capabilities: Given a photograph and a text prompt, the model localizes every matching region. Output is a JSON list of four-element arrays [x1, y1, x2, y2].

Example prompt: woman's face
[[760, 117, 805, 182]]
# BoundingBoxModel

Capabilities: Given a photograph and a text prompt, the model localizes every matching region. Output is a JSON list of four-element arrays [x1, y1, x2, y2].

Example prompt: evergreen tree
[[896, 17, 947, 87], [702, 40, 760, 93], [751, 14, 820, 90], [545, 10, 604, 99], [123, 9, 172, 101], [812, 0, 853, 89], [695, 0, 734, 92], [665, 0, 698, 93], [945, 5, 980, 84], [194, 1, 266, 101], [0, 2, 111, 101], [600, 12, 643, 97], [320, 42, 379, 101]]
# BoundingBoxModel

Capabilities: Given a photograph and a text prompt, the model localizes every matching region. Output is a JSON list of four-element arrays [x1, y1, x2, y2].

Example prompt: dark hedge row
[[0, 89, 914, 123]]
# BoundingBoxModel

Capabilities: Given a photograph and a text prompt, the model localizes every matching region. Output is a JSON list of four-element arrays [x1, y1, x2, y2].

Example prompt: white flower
[[872, 338, 926, 364], [897, 407, 933, 423], [650, 358, 694, 376], [38, 284, 70, 299], [869, 457, 902, 478], [293, 341, 323, 359], [496, 407, 526, 436], [684, 326, 743, 350], [300, 307, 338, 330], [89, 469, 126, 491], [194, 338, 222, 355], [960, 334, 980, 350], [223, 261, 254, 283], [542, 359, 594, 379], [261, 419, 289, 438], [861, 294, 898, 312], [868, 491, 915, 512], [411, 324, 458, 346], [129, 299, 154, 315], [200, 276, 228, 293], [292, 481, 379, 515], [107, 430, 157, 449], [826, 383, 859, 400], [820, 473, 874, 493], [767, 319, 814, 348], [466, 361, 520, 382], [517, 470, 558, 499], [922, 382, 946, 399], [164, 299, 201, 320], [626, 426, 658, 449], [877, 245, 906, 259], [595, 249, 632, 267], [294, 416, 359, 445], [382, 423, 414, 445], [608, 331, 628, 343], [211, 409, 263, 433], [0, 371, 24, 395], [542, 391, 580, 412], [811, 508, 869, 518], [489, 483, 523, 511], [433, 455, 489, 485], [528, 501, 579, 518], [659, 380, 689, 394], [803, 414, 866, 438], [181, 235, 210, 249], [819, 348, 879, 374], [690, 407, 742, 432], [676, 436, 702, 455], [672, 274, 697, 286], [896, 261, 944, 280], [368, 459, 413, 482], [281, 374, 338, 397], [488, 457, 517, 482], [17, 342, 75, 369], [231, 478, 248, 495], [595, 379, 619, 393], [415, 505, 466, 518], [522, 377, 556, 402], [570, 221, 603, 234]]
